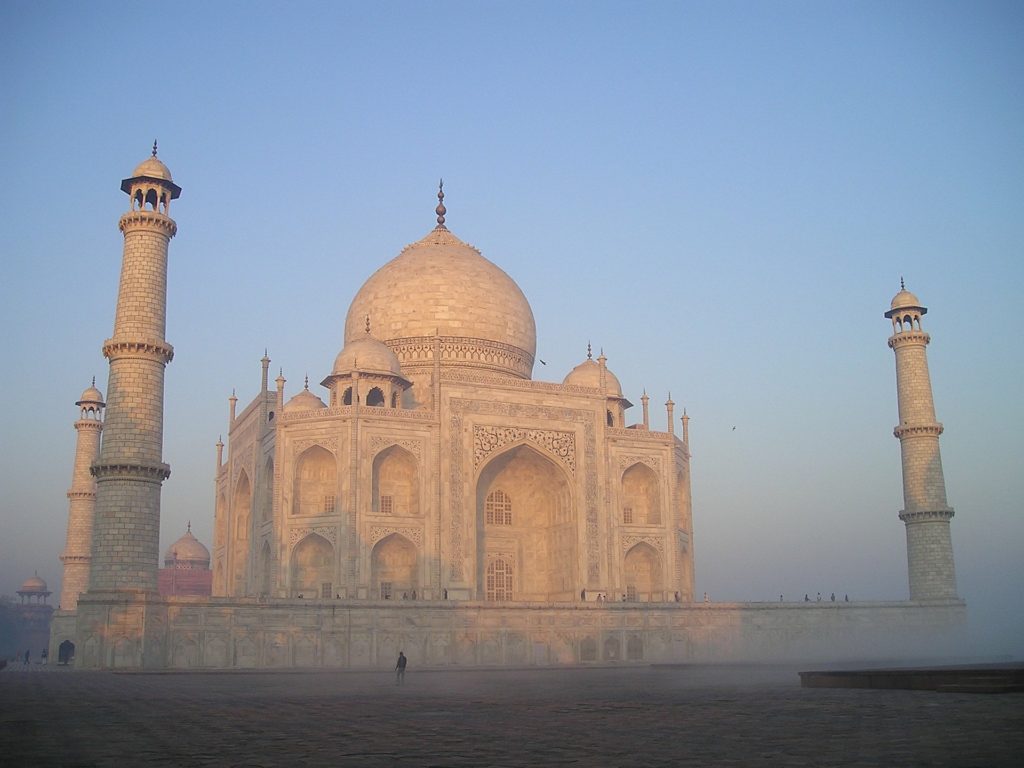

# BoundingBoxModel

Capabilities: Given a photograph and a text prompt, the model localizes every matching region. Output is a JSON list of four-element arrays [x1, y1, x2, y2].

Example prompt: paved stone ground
[[1, 663, 1022, 767]]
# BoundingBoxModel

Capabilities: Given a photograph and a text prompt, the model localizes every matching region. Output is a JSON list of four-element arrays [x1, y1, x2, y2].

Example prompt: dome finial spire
[[186, 520, 191, 533], [435, 178, 447, 229], [587, 341, 593, 360], [365, 315, 371, 334], [152, 139, 158, 157], [900, 275, 905, 290]]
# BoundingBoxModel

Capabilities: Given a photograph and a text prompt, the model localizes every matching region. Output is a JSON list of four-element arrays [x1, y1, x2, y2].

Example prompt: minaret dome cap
[[77, 382, 105, 406], [131, 156, 174, 183], [885, 284, 928, 319], [890, 287, 922, 310], [120, 147, 182, 199]]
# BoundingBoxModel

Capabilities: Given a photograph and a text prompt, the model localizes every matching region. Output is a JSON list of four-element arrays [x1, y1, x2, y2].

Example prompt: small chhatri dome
[[886, 278, 928, 319], [19, 573, 48, 593], [121, 140, 182, 198], [563, 346, 625, 397], [284, 377, 327, 412], [164, 523, 211, 568], [77, 377, 104, 406], [332, 333, 404, 378]]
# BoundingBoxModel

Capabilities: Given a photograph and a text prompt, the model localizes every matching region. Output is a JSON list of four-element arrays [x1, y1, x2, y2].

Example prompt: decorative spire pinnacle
[[587, 342, 592, 360], [435, 179, 447, 229], [900, 275, 905, 290], [152, 139, 158, 157], [91, 376, 96, 387], [187, 520, 191, 533], [304, 374, 309, 390], [365, 315, 371, 334]]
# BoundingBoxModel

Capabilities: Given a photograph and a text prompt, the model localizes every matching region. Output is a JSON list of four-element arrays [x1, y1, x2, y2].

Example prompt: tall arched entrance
[[259, 540, 273, 597], [232, 471, 252, 595], [371, 534, 418, 599], [290, 534, 334, 598], [623, 542, 662, 602], [475, 444, 575, 602]]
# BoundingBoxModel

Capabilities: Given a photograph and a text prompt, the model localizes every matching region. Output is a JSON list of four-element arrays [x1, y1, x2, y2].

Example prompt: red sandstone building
[[157, 524, 212, 597]]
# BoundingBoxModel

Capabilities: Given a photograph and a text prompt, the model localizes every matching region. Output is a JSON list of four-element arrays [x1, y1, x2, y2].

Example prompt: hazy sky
[[2, 2, 1021, 654]]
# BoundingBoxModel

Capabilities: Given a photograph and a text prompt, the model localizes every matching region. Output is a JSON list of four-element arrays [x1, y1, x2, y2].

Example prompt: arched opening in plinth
[[58, 640, 75, 665]]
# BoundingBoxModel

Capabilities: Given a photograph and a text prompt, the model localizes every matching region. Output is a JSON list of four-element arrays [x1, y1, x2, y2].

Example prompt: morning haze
[[1, 2, 1021, 661]]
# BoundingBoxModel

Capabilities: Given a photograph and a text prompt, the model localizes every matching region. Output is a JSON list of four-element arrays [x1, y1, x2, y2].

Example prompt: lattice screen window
[[321, 582, 332, 599], [380, 581, 392, 600], [485, 490, 513, 525], [626, 585, 637, 602], [623, 507, 634, 524], [486, 559, 513, 601], [380, 495, 394, 515], [323, 495, 336, 514]]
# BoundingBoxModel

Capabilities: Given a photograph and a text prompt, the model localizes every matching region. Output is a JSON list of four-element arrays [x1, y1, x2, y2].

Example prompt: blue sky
[[2, 1, 1021, 653]]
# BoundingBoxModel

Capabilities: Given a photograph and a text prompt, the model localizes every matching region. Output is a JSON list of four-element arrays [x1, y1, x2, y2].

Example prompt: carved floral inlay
[[622, 534, 664, 553], [618, 454, 661, 472], [289, 526, 337, 547], [473, 426, 576, 474], [369, 526, 422, 547], [369, 436, 423, 460], [293, 437, 338, 456]]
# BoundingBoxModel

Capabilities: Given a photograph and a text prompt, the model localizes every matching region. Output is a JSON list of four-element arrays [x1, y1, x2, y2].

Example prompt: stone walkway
[[1, 664, 1022, 766]]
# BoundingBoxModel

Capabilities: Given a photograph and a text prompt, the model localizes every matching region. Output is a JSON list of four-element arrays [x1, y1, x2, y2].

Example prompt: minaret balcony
[[893, 422, 944, 439], [102, 338, 174, 363], [899, 508, 955, 523], [118, 210, 177, 236], [888, 331, 931, 349]]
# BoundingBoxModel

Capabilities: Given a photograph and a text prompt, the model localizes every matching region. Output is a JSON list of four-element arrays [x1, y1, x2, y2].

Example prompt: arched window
[[391, 392, 399, 408], [485, 490, 512, 525], [607, 410, 615, 427], [486, 558, 513, 601], [622, 463, 661, 525], [366, 387, 385, 407], [373, 445, 419, 516], [294, 446, 337, 516], [342, 387, 353, 405]]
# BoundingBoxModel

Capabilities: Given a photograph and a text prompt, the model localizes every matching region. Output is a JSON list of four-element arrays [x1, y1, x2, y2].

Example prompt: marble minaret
[[886, 282, 957, 600], [58, 380, 105, 609], [88, 143, 181, 593]]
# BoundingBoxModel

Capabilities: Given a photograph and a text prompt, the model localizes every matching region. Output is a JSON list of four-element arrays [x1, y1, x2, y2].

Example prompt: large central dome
[[344, 226, 537, 379]]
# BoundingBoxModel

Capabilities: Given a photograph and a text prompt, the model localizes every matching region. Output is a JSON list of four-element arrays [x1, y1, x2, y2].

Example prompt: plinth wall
[[70, 596, 967, 669]]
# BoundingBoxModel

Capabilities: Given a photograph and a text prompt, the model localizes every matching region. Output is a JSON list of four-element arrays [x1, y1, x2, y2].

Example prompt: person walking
[[395, 651, 407, 685]]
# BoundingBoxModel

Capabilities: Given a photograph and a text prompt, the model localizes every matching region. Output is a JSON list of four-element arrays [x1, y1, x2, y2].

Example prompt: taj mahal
[[50, 147, 965, 669]]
